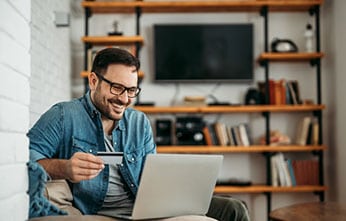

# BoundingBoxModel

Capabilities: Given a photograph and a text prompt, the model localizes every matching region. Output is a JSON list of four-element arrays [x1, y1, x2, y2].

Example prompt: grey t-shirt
[[98, 134, 134, 215]]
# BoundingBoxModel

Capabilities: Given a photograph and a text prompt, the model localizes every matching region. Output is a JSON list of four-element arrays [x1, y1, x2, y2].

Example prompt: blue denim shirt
[[28, 92, 156, 214]]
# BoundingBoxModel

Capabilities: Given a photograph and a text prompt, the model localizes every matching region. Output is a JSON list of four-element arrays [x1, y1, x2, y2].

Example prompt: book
[[285, 81, 293, 104], [238, 123, 250, 147], [214, 122, 228, 146], [202, 126, 213, 146], [287, 81, 299, 104], [290, 80, 302, 104], [305, 120, 313, 145], [271, 155, 279, 186], [208, 123, 219, 145], [269, 79, 276, 105], [230, 126, 239, 146], [286, 159, 296, 186], [272, 154, 287, 186], [311, 117, 320, 145], [277, 153, 292, 186], [292, 159, 319, 185], [233, 126, 243, 146], [295, 116, 312, 145], [226, 126, 236, 146], [273, 79, 287, 105]]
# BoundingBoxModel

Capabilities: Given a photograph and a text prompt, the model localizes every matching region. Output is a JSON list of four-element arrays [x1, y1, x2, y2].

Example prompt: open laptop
[[99, 153, 223, 220]]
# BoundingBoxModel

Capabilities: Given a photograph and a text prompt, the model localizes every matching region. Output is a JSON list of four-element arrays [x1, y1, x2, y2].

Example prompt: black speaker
[[155, 119, 172, 145], [175, 116, 205, 145], [245, 88, 265, 105]]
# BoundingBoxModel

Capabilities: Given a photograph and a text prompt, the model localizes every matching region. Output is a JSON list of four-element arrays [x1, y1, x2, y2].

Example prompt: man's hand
[[38, 152, 105, 183], [66, 152, 105, 183]]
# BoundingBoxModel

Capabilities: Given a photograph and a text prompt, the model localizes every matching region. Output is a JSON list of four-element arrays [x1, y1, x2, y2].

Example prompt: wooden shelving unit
[[81, 36, 144, 46], [156, 145, 327, 154], [214, 185, 327, 194], [134, 105, 325, 114], [258, 52, 325, 62], [81, 1, 326, 220], [81, 69, 145, 78], [82, 1, 324, 13]]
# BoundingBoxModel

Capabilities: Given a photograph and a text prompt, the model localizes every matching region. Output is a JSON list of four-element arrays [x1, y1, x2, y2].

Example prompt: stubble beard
[[93, 90, 126, 121]]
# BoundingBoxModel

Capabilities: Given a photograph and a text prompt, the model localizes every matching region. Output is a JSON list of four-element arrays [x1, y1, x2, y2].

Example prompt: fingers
[[67, 152, 105, 183], [73, 152, 104, 169]]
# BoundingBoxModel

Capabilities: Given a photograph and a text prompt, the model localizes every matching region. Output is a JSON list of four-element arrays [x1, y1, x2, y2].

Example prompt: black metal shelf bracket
[[310, 58, 320, 67], [308, 5, 319, 16]]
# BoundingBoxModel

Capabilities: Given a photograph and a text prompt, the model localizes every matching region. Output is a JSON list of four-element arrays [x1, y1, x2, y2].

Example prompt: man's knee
[[207, 195, 250, 221]]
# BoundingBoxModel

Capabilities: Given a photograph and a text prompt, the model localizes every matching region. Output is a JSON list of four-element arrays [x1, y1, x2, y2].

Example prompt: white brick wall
[[0, 0, 31, 220], [0, 0, 72, 220], [30, 0, 72, 126]]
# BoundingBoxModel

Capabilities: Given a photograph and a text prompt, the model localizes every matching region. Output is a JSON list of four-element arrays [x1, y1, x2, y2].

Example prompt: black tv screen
[[154, 24, 253, 83]]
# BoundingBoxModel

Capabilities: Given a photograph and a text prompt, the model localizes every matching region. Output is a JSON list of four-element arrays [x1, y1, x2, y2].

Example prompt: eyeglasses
[[94, 72, 141, 98]]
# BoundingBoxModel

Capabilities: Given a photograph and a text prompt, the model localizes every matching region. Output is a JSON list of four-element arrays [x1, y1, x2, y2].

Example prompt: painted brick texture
[[0, 0, 71, 220], [0, 1, 31, 220], [30, 0, 71, 126]]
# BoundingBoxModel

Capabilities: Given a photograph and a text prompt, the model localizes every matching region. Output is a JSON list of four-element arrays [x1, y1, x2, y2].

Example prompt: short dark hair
[[91, 48, 140, 76]]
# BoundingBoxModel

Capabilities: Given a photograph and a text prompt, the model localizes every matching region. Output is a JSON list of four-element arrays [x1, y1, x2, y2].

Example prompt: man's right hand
[[66, 152, 105, 183], [38, 152, 105, 183]]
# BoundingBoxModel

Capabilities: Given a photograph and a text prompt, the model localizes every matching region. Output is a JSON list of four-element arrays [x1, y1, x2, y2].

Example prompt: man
[[28, 48, 249, 221]]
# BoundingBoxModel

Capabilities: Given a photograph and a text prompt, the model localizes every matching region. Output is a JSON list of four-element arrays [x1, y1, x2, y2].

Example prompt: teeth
[[112, 103, 123, 109]]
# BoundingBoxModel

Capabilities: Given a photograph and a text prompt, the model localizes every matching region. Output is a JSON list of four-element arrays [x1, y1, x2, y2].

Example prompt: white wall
[[30, 0, 72, 126], [0, 0, 71, 220], [71, 7, 330, 221], [323, 0, 346, 202], [2, 1, 342, 220], [333, 0, 346, 203], [0, 1, 31, 220]]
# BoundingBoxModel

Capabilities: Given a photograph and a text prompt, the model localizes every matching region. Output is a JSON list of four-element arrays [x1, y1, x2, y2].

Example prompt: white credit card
[[97, 152, 123, 164]]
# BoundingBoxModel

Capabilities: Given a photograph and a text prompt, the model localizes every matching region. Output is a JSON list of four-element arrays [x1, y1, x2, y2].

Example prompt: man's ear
[[88, 72, 98, 91]]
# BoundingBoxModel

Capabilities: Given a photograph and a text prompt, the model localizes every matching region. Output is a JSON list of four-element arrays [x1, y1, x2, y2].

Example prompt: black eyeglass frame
[[94, 72, 141, 98]]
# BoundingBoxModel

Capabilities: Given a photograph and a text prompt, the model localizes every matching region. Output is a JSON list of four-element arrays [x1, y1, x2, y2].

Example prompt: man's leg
[[206, 195, 250, 221]]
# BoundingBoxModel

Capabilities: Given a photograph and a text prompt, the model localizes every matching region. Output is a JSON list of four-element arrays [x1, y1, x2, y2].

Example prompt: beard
[[92, 86, 129, 121]]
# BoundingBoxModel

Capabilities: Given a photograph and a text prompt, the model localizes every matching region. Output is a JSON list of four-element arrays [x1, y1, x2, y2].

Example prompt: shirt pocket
[[71, 136, 98, 155], [124, 146, 146, 164]]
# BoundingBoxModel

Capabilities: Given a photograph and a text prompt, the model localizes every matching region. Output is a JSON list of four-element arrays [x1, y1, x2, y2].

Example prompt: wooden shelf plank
[[134, 105, 325, 114], [81, 36, 144, 46], [80, 70, 145, 78], [157, 145, 327, 153], [258, 52, 325, 62], [82, 1, 324, 14], [214, 185, 327, 194]]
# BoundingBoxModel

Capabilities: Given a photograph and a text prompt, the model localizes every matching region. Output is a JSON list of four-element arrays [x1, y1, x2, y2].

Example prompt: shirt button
[[131, 158, 135, 161], [120, 164, 124, 167], [89, 149, 93, 153], [130, 184, 134, 187]]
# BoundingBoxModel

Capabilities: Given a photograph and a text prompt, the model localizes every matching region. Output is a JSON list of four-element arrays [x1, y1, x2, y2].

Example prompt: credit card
[[97, 151, 123, 164]]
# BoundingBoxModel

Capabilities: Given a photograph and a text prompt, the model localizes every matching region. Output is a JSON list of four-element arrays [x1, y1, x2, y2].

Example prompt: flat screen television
[[154, 24, 254, 83]]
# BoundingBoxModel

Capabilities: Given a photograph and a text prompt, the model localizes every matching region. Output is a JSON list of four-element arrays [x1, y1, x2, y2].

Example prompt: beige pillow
[[44, 179, 82, 215]]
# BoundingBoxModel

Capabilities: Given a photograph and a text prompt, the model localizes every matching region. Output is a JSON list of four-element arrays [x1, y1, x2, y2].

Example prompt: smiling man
[[28, 48, 249, 221]]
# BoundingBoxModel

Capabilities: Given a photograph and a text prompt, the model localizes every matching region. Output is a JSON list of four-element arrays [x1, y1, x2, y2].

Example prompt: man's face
[[89, 64, 138, 121]]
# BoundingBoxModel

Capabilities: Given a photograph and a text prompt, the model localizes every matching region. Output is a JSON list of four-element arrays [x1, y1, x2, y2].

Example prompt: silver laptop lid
[[132, 153, 223, 220]]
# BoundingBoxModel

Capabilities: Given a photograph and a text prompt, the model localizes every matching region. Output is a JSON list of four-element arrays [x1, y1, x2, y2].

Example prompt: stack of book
[[271, 153, 319, 187], [295, 116, 319, 145], [203, 122, 251, 146], [258, 79, 302, 105]]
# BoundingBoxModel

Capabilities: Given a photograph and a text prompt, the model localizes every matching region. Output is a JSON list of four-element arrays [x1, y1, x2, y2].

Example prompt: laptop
[[99, 153, 223, 220]]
